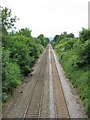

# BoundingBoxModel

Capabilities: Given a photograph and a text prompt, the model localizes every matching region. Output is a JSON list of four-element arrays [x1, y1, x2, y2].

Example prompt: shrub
[[2, 7, 48, 104], [2, 62, 21, 102], [52, 29, 89, 115], [2, 48, 21, 102], [2, 35, 44, 75], [75, 40, 90, 68], [79, 28, 90, 42], [2, 48, 10, 80]]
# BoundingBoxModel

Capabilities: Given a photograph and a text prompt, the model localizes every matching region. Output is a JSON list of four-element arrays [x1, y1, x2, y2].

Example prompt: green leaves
[[2, 34, 44, 75], [79, 28, 90, 42], [52, 28, 89, 115], [2, 28, 45, 103], [1, 7, 18, 35], [2, 60, 21, 102], [2, 34, 44, 102], [17, 28, 32, 38], [2, 7, 48, 104], [37, 34, 49, 47]]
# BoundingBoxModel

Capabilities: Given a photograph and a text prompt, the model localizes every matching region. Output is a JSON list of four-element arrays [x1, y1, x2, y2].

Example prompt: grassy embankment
[[51, 29, 90, 116]]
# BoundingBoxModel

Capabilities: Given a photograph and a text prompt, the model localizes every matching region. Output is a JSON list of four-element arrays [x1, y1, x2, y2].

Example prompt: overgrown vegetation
[[51, 29, 90, 116], [2, 7, 49, 103], [1, 6, 89, 117]]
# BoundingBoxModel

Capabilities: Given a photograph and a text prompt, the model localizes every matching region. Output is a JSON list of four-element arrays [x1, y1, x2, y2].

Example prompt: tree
[[67, 33, 75, 38], [53, 35, 59, 43], [37, 34, 49, 47], [79, 28, 90, 42], [1, 7, 18, 34], [63, 31, 67, 35], [17, 28, 32, 38], [37, 34, 44, 40]]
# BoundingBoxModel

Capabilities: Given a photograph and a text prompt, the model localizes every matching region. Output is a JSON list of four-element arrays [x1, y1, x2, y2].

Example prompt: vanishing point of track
[[3, 45, 72, 118], [22, 45, 69, 118]]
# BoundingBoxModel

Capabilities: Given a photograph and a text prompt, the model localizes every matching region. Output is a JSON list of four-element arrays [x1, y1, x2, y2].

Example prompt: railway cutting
[[2, 44, 86, 119]]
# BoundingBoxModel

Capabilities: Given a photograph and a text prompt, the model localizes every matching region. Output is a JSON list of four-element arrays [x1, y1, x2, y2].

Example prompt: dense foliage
[[1, 6, 89, 117], [51, 29, 90, 116], [2, 7, 49, 103]]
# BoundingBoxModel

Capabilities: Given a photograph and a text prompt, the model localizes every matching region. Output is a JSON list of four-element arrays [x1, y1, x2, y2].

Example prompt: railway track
[[51, 49, 69, 118], [23, 45, 70, 118], [23, 46, 48, 119], [3, 44, 86, 119]]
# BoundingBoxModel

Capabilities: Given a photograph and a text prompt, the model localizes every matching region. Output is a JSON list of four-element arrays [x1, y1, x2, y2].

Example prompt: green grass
[[55, 37, 89, 115]]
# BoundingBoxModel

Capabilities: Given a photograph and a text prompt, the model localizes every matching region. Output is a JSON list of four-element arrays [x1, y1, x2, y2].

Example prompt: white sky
[[0, 0, 89, 37]]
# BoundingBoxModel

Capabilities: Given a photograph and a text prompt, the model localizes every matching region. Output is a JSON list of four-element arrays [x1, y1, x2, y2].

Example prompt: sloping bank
[[51, 28, 90, 117], [2, 30, 49, 104]]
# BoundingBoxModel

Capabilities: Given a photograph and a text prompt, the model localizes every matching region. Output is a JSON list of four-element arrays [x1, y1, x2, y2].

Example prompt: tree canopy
[[1, 7, 18, 35]]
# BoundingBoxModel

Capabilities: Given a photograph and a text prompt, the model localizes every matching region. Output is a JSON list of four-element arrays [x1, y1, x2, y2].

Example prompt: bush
[[52, 29, 89, 115], [2, 62, 21, 93], [2, 48, 10, 80], [74, 40, 90, 68], [2, 63, 21, 103], [2, 35, 44, 75], [79, 28, 90, 42], [2, 7, 48, 104], [2, 48, 21, 102]]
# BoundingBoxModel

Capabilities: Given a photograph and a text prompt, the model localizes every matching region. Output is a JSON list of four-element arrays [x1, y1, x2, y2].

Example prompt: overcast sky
[[0, 0, 89, 37]]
